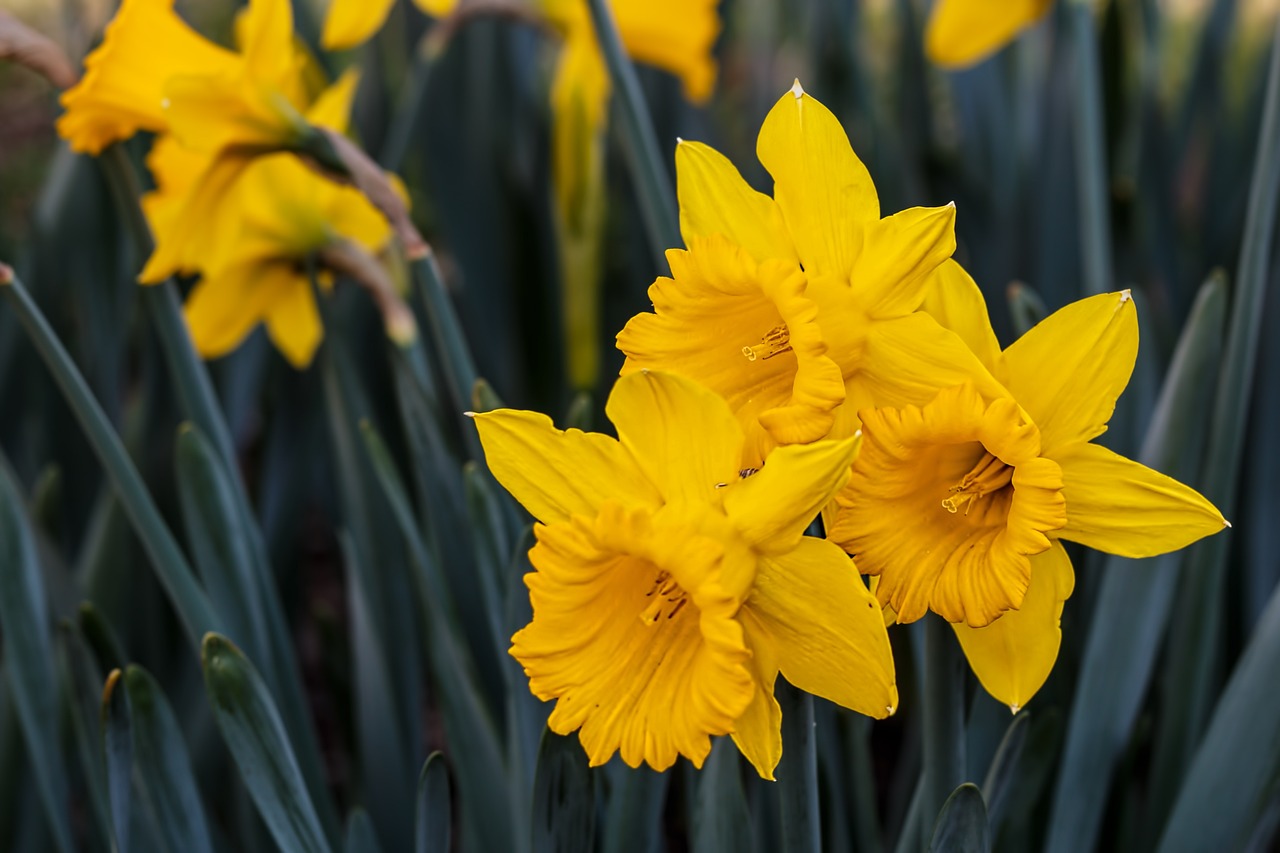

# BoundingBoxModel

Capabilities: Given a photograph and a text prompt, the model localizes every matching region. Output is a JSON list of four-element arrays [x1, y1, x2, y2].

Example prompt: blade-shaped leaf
[[415, 753, 452, 853], [927, 784, 990, 853], [532, 729, 595, 853]]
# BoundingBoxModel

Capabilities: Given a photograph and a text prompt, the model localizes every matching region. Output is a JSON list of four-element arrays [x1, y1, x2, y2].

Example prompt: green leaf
[[1155, 579, 1280, 851], [415, 753, 452, 853], [927, 784, 990, 853], [0, 457, 73, 853], [602, 764, 667, 853], [201, 633, 332, 853], [1045, 273, 1226, 853], [123, 665, 213, 853], [532, 730, 595, 853], [100, 668, 132, 853], [980, 711, 1029, 835], [345, 808, 385, 853]]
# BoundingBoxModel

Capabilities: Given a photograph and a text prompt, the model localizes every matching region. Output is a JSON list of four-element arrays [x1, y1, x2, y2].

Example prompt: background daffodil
[[618, 82, 1004, 467], [473, 370, 897, 778], [925, 0, 1055, 68], [829, 283, 1229, 709]]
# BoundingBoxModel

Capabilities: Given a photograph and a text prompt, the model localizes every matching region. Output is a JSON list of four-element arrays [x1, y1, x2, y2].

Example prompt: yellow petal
[[321, 0, 396, 50], [920, 259, 1002, 373], [612, 0, 719, 102], [549, 28, 610, 237], [237, 0, 297, 85], [747, 539, 897, 719], [472, 410, 661, 525], [853, 312, 1006, 410], [264, 277, 322, 368], [952, 541, 1074, 711], [140, 153, 247, 283], [732, 608, 782, 780], [413, 0, 458, 15], [722, 435, 858, 555], [675, 140, 795, 263], [304, 66, 361, 133], [854, 204, 957, 319], [1055, 441, 1228, 556], [924, 0, 1054, 69], [1001, 291, 1138, 454], [756, 82, 879, 279], [606, 370, 744, 505], [56, 0, 239, 153], [182, 260, 280, 359], [163, 70, 306, 155]]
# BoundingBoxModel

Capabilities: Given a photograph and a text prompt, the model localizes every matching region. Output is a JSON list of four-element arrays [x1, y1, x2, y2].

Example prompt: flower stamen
[[640, 570, 690, 625], [941, 450, 1013, 514], [741, 323, 792, 362]]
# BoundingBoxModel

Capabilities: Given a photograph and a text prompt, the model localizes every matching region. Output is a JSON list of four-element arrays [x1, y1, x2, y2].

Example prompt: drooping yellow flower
[[925, 0, 1055, 68], [617, 82, 1004, 468], [827, 279, 1229, 709], [181, 149, 393, 368], [474, 370, 897, 778]]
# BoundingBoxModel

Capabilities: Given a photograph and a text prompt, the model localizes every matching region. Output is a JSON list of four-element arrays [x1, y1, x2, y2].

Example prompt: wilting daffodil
[[925, 0, 1054, 68], [473, 370, 897, 778], [827, 276, 1229, 709], [618, 82, 1003, 468]]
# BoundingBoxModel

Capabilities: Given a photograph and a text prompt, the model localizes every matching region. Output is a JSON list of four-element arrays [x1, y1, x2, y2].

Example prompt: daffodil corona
[[829, 285, 1229, 709], [474, 370, 897, 777]]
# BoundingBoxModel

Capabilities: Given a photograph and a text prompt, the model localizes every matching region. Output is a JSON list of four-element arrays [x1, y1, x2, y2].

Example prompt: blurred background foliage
[[2, 0, 1280, 851]]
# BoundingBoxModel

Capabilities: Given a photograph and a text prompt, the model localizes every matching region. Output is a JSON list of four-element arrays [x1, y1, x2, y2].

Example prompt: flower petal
[[321, 0, 396, 50], [854, 204, 957, 319], [675, 140, 795, 263], [920, 259, 1002, 373], [303, 66, 360, 132], [854, 312, 1006, 410], [473, 409, 661, 525], [1055, 441, 1229, 556], [732, 608, 782, 780], [925, 0, 1054, 69], [182, 260, 279, 359], [613, 0, 720, 102], [1001, 291, 1138, 453], [723, 435, 858, 554], [952, 541, 1074, 711], [756, 82, 878, 279], [606, 370, 744, 506], [264, 277, 322, 368], [748, 539, 897, 719]]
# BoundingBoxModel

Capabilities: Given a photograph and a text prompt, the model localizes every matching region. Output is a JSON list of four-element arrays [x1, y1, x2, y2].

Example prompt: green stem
[[380, 34, 437, 172], [1069, 0, 1113, 295], [922, 613, 966, 845], [777, 680, 821, 853], [1, 273, 219, 649], [584, 0, 681, 264]]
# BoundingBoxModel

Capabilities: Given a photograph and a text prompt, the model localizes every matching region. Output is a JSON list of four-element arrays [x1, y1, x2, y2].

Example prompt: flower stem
[[1, 271, 219, 648], [584, 0, 681, 264], [1068, 0, 1113, 296], [921, 613, 966, 845], [778, 680, 821, 853]]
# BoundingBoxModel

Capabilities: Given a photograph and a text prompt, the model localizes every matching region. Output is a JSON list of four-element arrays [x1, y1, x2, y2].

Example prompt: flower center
[[639, 570, 690, 624], [741, 323, 792, 361], [942, 450, 1014, 515]]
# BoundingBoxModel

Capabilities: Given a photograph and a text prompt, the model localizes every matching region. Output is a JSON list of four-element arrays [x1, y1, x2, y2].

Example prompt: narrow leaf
[[100, 668, 132, 853], [415, 753, 452, 853], [532, 730, 595, 853], [927, 784, 990, 853]]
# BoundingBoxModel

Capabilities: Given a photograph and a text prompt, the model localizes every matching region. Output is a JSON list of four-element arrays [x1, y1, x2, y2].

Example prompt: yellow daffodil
[[617, 82, 1003, 468], [180, 149, 393, 368], [474, 370, 897, 778], [925, 0, 1055, 68], [827, 277, 1229, 709]]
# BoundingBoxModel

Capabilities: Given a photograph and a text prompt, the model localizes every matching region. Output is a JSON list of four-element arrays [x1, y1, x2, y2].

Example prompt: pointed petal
[[321, 0, 396, 50], [953, 541, 1074, 710], [749, 539, 897, 719], [606, 370, 744, 505], [264, 277, 322, 368], [675, 140, 795, 263], [1001, 291, 1137, 453], [756, 82, 878, 279], [925, 0, 1054, 69], [723, 435, 858, 554], [855, 204, 957, 318], [413, 0, 458, 14], [549, 29, 610, 239], [855, 312, 1006, 410], [303, 66, 360, 132], [182, 261, 277, 359], [920, 259, 1002, 372], [1055, 442, 1228, 556], [139, 154, 248, 283], [472, 409, 661, 525], [732, 608, 782, 780], [613, 0, 720, 102]]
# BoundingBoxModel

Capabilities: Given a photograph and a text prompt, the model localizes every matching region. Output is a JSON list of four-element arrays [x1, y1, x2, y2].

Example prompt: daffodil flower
[[618, 82, 1004, 468], [827, 274, 1229, 709], [924, 0, 1055, 68], [473, 370, 897, 778]]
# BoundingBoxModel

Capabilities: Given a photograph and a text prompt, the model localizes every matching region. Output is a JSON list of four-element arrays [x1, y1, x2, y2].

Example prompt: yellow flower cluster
[[475, 82, 1228, 776], [58, 0, 394, 367]]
